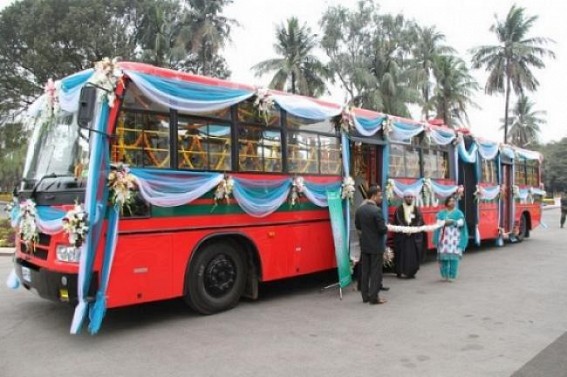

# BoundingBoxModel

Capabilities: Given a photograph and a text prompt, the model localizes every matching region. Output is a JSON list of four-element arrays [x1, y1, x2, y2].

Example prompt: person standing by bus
[[433, 196, 469, 282], [392, 190, 425, 279], [355, 185, 389, 304], [561, 193, 567, 228]]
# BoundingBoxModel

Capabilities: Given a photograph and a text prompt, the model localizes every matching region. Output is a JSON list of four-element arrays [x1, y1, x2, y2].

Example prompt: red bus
[[9, 61, 543, 333]]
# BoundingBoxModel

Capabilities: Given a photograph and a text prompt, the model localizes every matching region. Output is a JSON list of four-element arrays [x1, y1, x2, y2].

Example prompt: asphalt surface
[[0, 208, 566, 377]]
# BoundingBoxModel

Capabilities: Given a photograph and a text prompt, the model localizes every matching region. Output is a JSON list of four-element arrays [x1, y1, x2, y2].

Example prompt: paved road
[[1, 209, 566, 377]]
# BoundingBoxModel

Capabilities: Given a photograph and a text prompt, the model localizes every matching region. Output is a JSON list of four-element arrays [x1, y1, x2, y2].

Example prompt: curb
[[0, 248, 15, 256]]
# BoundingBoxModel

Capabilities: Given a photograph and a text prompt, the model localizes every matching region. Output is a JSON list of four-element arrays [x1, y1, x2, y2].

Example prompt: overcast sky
[[223, 0, 566, 144], [1, 0, 565, 144]]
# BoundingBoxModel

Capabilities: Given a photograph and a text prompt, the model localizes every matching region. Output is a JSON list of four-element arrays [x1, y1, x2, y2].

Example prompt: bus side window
[[112, 111, 171, 168]]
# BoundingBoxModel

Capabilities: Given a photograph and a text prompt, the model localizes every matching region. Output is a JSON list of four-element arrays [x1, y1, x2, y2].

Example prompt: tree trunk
[[504, 72, 511, 144], [291, 71, 296, 94]]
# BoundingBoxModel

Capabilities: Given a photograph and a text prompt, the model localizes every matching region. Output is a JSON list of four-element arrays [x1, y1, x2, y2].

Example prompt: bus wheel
[[185, 241, 247, 315], [517, 214, 528, 242]]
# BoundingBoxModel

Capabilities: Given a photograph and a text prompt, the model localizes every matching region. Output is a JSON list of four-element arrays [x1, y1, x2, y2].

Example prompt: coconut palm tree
[[363, 13, 418, 117], [409, 25, 456, 120], [470, 5, 555, 143], [252, 17, 329, 97], [185, 0, 236, 77], [502, 95, 546, 147], [432, 55, 479, 127]]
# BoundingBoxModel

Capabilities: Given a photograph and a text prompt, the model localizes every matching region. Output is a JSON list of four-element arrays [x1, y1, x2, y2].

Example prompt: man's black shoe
[[380, 286, 390, 291]]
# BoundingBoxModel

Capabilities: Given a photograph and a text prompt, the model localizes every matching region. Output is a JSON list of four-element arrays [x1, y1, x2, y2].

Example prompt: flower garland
[[423, 125, 432, 146], [19, 199, 38, 247], [290, 176, 305, 206], [512, 185, 520, 200], [452, 133, 464, 146], [383, 247, 394, 268], [339, 106, 354, 133], [62, 203, 89, 247], [455, 185, 464, 200], [422, 178, 439, 207], [385, 179, 395, 203], [527, 188, 534, 204], [108, 165, 137, 213], [382, 116, 393, 139], [473, 184, 482, 202], [214, 175, 234, 204], [253, 88, 274, 124], [387, 220, 445, 234], [4, 200, 14, 214], [341, 176, 355, 202], [89, 57, 122, 107], [44, 78, 60, 118]]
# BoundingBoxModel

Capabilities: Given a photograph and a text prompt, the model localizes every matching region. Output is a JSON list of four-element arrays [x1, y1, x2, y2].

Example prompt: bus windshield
[[22, 111, 89, 186]]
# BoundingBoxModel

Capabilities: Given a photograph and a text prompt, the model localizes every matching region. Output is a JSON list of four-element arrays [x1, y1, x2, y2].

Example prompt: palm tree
[[502, 95, 546, 147], [470, 5, 555, 143], [432, 55, 479, 127], [185, 0, 236, 77], [409, 25, 456, 120], [139, 0, 190, 69], [364, 14, 418, 117], [252, 17, 329, 97]]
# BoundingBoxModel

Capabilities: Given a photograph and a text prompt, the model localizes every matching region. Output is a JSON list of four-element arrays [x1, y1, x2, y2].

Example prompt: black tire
[[185, 241, 247, 315], [517, 214, 528, 242]]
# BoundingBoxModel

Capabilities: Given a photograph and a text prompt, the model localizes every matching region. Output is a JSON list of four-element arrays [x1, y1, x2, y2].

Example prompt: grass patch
[[0, 193, 13, 202]]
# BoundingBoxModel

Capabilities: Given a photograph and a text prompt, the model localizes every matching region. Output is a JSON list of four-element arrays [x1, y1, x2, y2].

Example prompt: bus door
[[351, 141, 384, 203], [500, 162, 513, 232], [458, 160, 478, 239], [350, 139, 385, 249]]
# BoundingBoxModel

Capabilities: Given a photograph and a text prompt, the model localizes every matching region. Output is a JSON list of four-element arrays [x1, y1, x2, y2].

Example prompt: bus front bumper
[[14, 258, 97, 305]]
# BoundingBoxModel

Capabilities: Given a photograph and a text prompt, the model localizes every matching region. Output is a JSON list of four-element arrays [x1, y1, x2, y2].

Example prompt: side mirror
[[78, 86, 97, 128]]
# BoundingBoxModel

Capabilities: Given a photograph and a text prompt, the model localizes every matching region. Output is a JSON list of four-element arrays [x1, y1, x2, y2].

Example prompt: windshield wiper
[[30, 173, 59, 200]]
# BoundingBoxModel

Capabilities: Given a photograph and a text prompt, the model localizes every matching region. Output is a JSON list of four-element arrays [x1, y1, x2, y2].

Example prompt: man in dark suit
[[355, 185, 389, 305]]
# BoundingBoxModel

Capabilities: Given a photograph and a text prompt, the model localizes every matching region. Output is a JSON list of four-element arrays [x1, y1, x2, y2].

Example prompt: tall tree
[[138, 0, 192, 69], [470, 5, 555, 143], [0, 119, 27, 192], [320, 1, 418, 115], [320, 0, 378, 106], [432, 55, 479, 127], [536, 138, 567, 194], [409, 25, 455, 120], [183, 0, 235, 78], [252, 17, 329, 97], [368, 14, 418, 117], [502, 95, 545, 147], [0, 0, 146, 117]]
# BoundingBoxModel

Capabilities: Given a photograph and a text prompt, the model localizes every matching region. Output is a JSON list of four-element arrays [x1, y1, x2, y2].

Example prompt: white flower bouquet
[[62, 203, 89, 247], [108, 165, 137, 213], [290, 176, 305, 206]]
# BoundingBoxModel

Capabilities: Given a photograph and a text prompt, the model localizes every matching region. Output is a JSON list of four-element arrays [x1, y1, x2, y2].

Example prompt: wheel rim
[[203, 253, 237, 298]]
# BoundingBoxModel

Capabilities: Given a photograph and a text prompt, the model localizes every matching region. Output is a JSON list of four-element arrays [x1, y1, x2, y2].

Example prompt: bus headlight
[[56, 245, 81, 263]]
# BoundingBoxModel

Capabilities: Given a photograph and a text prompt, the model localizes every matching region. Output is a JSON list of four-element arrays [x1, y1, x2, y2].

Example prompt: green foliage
[[535, 138, 567, 193], [319, 0, 476, 120], [501, 95, 546, 148], [0, 121, 28, 192], [470, 5, 555, 142], [320, 0, 422, 115], [432, 55, 479, 127], [0, 0, 235, 118], [252, 17, 329, 97], [0, 219, 15, 247]]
